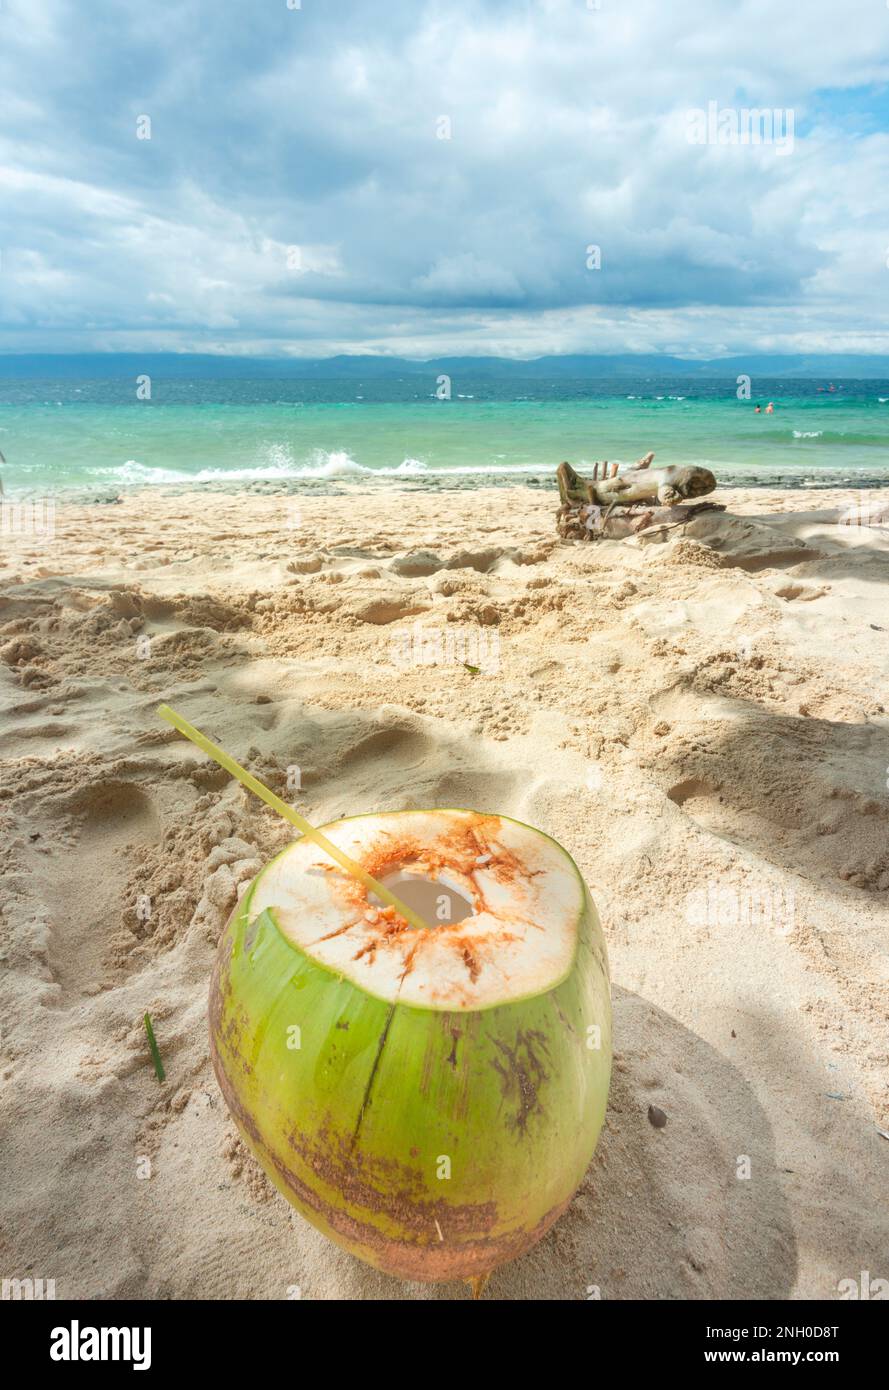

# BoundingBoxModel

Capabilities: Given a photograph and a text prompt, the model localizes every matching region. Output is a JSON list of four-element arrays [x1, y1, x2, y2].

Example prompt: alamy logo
[[1, 497, 56, 540], [684, 881, 795, 936], [837, 1270, 888, 1300], [389, 621, 500, 673], [50, 1320, 152, 1370], [838, 498, 889, 530], [2, 1276, 55, 1300], [686, 101, 794, 155]]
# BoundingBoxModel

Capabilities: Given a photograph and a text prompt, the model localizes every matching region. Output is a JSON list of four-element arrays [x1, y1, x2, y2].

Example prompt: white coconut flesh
[[248, 809, 584, 1010]]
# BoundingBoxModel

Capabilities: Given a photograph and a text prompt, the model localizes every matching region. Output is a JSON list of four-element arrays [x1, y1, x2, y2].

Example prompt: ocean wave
[[81, 448, 564, 486], [369, 458, 558, 478], [786, 430, 887, 444], [297, 451, 433, 477], [87, 448, 368, 484], [75, 438, 889, 491], [301, 448, 365, 476], [89, 460, 194, 484]]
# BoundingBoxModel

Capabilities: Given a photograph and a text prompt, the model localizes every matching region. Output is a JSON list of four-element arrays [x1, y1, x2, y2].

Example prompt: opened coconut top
[[250, 809, 584, 1010]]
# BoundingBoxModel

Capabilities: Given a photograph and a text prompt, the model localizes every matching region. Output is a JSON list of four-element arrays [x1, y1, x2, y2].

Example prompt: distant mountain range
[[2, 352, 889, 379]]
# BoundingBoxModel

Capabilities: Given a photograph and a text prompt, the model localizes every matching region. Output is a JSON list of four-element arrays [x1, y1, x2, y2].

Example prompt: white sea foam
[[303, 448, 365, 476], [92, 460, 193, 484], [793, 430, 823, 439], [83, 447, 561, 486]]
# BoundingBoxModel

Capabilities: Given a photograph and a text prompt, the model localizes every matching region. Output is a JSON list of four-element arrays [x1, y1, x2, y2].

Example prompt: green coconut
[[209, 808, 612, 1285]]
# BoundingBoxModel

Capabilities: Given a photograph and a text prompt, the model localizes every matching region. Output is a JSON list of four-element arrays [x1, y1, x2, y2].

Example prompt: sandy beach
[[1, 481, 887, 1301]]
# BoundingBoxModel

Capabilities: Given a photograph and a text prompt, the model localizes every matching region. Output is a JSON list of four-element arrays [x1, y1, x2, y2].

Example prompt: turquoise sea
[[1, 374, 888, 494]]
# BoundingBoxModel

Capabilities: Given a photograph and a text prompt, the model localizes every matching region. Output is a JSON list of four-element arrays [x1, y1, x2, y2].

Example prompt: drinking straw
[[156, 704, 430, 931]]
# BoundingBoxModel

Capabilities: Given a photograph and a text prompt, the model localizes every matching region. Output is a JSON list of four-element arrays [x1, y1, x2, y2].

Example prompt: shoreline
[[3, 471, 889, 509]]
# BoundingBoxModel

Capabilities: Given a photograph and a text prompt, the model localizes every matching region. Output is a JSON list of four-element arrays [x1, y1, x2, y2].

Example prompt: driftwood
[[557, 454, 716, 509], [556, 452, 720, 541]]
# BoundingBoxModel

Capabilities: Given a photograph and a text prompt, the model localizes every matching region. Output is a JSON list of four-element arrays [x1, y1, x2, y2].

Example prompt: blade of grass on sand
[[156, 703, 430, 931], [143, 1012, 165, 1082]]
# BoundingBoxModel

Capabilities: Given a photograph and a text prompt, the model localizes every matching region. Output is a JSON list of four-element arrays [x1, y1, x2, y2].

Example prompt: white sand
[[1, 483, 887, 1300]]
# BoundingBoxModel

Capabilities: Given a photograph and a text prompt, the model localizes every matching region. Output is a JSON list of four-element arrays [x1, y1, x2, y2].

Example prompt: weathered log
[[557, 455, 716, 509]]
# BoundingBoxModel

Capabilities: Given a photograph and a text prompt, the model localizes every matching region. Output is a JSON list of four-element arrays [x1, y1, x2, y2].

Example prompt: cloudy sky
[[1, 0, 889, 358]]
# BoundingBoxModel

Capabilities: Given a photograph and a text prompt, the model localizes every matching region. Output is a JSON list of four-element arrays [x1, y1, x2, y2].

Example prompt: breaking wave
[[84, 447, 563, 486]]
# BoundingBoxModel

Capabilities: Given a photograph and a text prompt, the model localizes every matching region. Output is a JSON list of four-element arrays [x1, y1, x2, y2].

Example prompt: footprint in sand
[[662, 719, 889, 893], [40, 780, 161, 1001], [288, 714, 529, 826]]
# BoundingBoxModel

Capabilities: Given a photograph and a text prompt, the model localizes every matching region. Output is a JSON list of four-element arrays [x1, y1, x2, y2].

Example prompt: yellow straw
[[156, 704, 430, 931]]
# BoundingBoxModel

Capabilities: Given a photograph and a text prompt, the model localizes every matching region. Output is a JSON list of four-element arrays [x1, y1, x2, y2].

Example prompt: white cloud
[[0, 0, 888, 355]]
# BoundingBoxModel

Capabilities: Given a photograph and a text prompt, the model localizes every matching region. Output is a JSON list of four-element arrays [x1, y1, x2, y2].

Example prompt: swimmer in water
[[765, 402, 774, 414], [754, 405, 761, 413]]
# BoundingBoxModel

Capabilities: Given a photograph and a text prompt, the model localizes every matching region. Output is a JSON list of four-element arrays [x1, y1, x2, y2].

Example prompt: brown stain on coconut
[[211, 1041, 571, 1282], [490, 1028, 551, 1136]]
